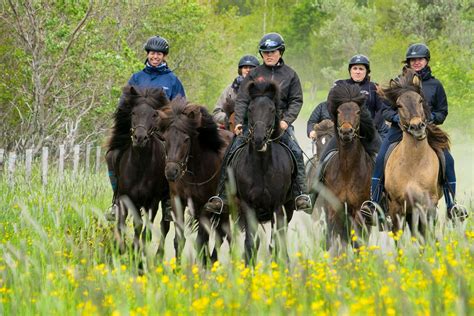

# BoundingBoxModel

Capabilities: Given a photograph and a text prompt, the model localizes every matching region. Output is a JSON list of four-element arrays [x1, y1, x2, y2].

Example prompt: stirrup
[[204, 196, 224, 215], [105, 203, 118, 222], [448, 204, 469, 221], [295, 194, 312, 214], [360, 200, 382, 226]]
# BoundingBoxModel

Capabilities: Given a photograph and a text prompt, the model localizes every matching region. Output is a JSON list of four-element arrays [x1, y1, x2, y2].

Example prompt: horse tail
[[427, 123, 450, 153]]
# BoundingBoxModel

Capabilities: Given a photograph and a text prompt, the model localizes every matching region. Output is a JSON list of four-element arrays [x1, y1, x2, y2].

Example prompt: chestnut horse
[[157, 99, 233, 265], [230, 80, 294, 265], [107, 86, 170, 268], [321, 83, 377, 251], [222, 97, 236, 132], [382, 69, 449, 236]]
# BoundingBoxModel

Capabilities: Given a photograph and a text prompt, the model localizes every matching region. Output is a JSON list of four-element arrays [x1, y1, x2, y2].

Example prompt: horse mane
[[222, 97, 235, 117], [107, 85, 169, 151], [247, 80, 282, 138], [164, 97, 224, 153], [328, 83, 377, 151], [382, 67, 450, 151]]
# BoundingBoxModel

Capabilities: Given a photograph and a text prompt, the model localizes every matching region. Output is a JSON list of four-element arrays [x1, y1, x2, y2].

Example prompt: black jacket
[[383, 67, 448, 125], [306, 101, 331, 137], [335, 78, 388, 137], [234, 59, 303, 126]]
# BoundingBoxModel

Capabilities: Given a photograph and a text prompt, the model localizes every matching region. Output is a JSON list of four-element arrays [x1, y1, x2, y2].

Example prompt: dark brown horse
[[230, 80, 294, 265], [382, 68, 449, 236], [157, 99, 233, 265], [321, 83, 376, 252], [107, 85, 170, 267], [305, 119, 335, 194], [222, 97, 236, 132]]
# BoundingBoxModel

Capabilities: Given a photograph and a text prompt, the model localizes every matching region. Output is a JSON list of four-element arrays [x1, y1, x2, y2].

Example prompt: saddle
[[315, 150, 338, 184], [383, 142, 446, 184]]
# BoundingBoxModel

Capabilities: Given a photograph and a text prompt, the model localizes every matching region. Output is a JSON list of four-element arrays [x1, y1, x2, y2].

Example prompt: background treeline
[[0, 0, 472, 151]]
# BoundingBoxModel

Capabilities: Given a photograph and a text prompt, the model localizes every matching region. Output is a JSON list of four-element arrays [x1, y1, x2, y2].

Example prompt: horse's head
[[328, 83, 366, 143], [122, 85, 169, 147], [384, 69, 428, 140], [223, 97, 236, 132], [247, 80, 280, 152], [158, 99, 202, 182], [314, 119, 335, 153]]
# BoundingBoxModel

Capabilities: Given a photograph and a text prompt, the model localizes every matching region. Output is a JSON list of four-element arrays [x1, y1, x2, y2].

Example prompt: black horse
[[230, 80, 294, 265], [106, 85, 170, 266]]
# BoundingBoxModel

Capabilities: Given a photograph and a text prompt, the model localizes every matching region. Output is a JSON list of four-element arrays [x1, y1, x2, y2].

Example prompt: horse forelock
[[248, 80, 280, 103], [328, 83, 366, 119]]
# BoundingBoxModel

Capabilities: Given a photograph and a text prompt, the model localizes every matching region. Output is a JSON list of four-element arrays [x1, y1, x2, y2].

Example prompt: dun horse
[[230, 80, 294, 264], [157, 99, 233, 265], [107, 85, 170, 266], [382, 69, 449, 236], [319, 83, 376, 251]]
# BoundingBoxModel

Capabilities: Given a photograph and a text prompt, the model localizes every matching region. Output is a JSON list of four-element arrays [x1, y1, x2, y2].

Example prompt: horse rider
[[311, 55, 385, 203], [105, 35, 186, 220], [212, 55, 260, 128], [363, 43, 468, 221], [204, 32, 312, 214]]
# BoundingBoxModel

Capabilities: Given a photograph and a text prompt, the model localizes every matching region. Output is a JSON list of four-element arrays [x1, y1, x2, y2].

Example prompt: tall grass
[[0, 168, 472, 315]]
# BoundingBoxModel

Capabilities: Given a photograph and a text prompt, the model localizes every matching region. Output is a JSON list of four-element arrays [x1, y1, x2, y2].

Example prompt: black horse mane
[[382, 68, 450, 151], [247, 80, 282, 138], [165, 98, 224, 153], [328, 83, 377, 150], [107, 85, 169, 151]]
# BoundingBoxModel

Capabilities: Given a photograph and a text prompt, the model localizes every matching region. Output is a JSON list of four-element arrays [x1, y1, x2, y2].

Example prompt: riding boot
[[293, 150, 312, 213], [444, 182, 468, 221]]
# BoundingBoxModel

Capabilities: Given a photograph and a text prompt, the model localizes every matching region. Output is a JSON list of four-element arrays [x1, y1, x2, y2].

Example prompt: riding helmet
[[144, 35, 169, 54], [348, 54, 370, 73], [258, 33, 285, 54], [238, 55, 260, 68], [405, 43, 430, 61]]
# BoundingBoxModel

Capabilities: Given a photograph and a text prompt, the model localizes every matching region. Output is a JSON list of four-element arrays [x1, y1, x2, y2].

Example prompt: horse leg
[[196, 216, 212, 267], [114, 198, 128, 254], [274, 207, 290, 264], [243, 209, 258, 266], [172, 196, 186, 264]]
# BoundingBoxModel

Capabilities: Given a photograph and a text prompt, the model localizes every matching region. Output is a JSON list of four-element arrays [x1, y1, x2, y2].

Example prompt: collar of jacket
[[263, 58, 285, 69], [347, 76, 369, 85], [144, 61, 171, 75], [417, 66, 433, 81]]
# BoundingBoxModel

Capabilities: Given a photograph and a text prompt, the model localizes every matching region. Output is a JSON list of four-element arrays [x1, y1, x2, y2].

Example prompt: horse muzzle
[[338, 128, 356, 142], [165, 162, 182, 182], [131, 133, 150, 147], [407, 120, 427, 140]]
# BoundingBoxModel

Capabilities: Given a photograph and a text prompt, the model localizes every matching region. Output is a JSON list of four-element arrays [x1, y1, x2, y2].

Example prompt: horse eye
[[131, 111, 136, 116]]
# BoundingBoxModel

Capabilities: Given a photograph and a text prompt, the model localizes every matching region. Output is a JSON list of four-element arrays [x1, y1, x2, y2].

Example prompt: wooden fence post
[[0, 148, 4, 173], [7, 151, 16, 185], [95, 146, 101, 174], [42, 147, 48, 186], [25, 148, 33, 180], [73, 144, 80, 177], [85, 143, 92, 172], [58, 144, 65, 180]]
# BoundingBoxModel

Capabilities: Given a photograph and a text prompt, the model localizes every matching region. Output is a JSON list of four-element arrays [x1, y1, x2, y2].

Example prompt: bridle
[[130, 124, 158, 139], [247, 116, 285, 145], [336, 119, 360, 142]]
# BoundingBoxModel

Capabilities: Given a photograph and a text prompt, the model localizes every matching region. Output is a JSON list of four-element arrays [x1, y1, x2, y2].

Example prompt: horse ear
[[268, 82, 279, 101], [247, 81, 257, 98], [129, 85, 139, 95], [157, 109, 171, 130]]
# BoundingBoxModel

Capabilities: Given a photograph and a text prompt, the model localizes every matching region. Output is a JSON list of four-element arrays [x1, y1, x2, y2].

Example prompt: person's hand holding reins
[[234, 124, 243, 135], [309, 130, 317, 140], [280, 120, 289, 131]]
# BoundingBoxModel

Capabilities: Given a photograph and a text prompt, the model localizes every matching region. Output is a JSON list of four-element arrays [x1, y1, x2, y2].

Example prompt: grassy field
[[0, 159, 473, 315]]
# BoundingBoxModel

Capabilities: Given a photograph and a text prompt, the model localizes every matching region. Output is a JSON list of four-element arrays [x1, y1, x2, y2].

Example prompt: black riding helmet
[[348, 54, 370, 74], [144, 35, 169, 54], [258, 33, 285, 55], [238, 55, 260, 68], [405, 43, 430, 62]]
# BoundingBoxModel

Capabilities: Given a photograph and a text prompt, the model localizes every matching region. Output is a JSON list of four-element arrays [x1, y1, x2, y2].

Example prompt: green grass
[[0, 167, 473, 315]]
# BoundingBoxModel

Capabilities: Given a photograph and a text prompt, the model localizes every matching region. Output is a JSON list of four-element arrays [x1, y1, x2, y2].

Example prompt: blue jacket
[[128, 62, 186, 100], [335, 78, 389, 139], [383, 67, 447, 125]]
